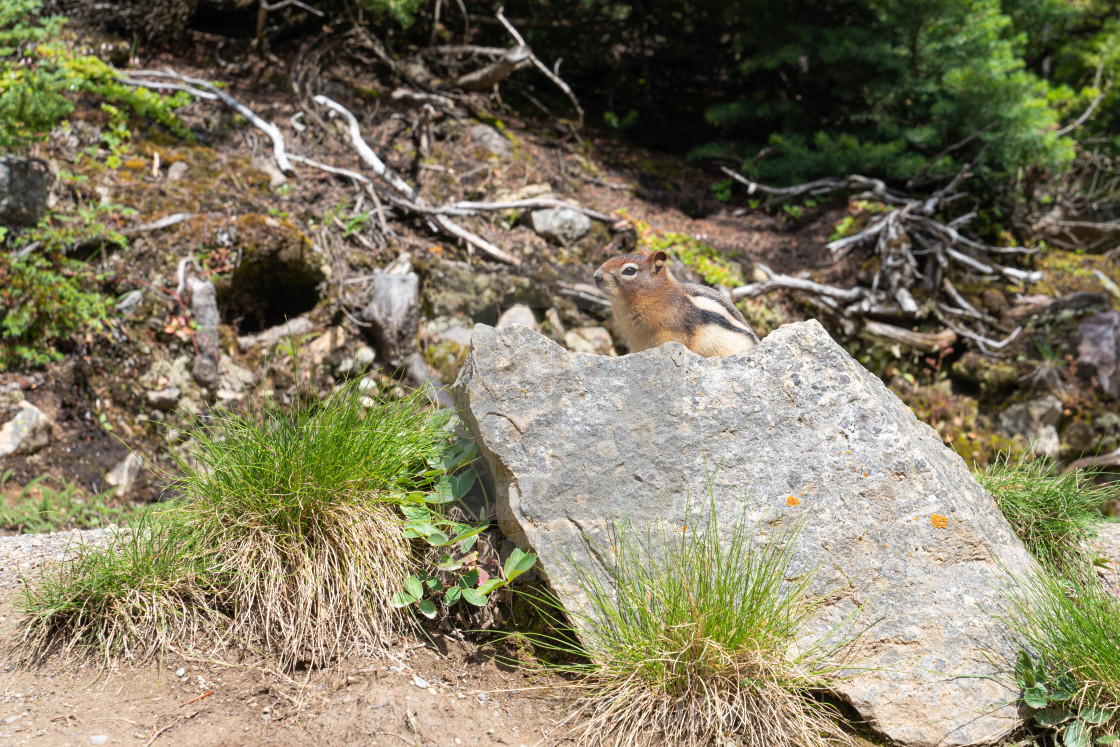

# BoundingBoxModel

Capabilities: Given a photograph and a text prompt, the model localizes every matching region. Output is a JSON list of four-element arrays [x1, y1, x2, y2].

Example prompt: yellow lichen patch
[[930, 514, 948, 529], [786, 495, 800, 507]]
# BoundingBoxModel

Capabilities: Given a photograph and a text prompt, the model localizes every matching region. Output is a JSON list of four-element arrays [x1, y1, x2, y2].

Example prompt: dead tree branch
[[495, 8, 584, 128], [726, 168, 1047, 354], [313, 94, 521, 265], [125, 70, 295, 177]]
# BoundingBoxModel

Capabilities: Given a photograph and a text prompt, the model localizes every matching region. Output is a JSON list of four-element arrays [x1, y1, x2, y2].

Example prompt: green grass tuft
[[976, 450, 1109, 575], [999, 566, 1120, 744], [531, 503, 857, 747], [18, 382, 454, 668]]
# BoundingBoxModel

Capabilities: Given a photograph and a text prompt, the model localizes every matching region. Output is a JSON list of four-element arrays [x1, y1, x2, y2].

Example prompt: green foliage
[[0, 200, 136, 370], [0, 475, 123, 533], [999, 570, 1120, 746], [391, 437, 537, 619], [358, 0, 424, 27], [976, 450, 1110, 575], [526, 499, 858, 746], [646, 230, 744, 287], [0, 0, 190, 152], [0, 252, 112, 370]]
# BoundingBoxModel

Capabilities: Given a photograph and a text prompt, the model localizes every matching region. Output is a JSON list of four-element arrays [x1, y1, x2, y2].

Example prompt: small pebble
[[90, 736, 108, 745], [175, 668, 186, 677], [411, 674, 430, 689]]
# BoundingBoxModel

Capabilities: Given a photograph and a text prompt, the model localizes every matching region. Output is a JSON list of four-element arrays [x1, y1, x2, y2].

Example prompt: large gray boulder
[[0, 402, 52, 458], [452, 321, 1036, 747]]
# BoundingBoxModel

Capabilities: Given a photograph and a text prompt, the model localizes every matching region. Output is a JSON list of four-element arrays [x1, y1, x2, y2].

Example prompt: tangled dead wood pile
[[721, 166, 1048, 354]]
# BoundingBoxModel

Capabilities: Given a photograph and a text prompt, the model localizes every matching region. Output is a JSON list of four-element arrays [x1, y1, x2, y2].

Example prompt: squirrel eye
[[621, 266, 639, 277]]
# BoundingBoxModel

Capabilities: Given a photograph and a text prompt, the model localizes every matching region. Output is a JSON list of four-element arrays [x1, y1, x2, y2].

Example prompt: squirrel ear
[[652, 250, 668, 271]]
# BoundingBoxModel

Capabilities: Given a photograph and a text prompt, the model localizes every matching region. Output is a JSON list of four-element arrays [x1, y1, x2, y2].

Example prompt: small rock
[[468, 124, 512, 159], [175, 668, 186, 677], [477, 693, 487, 703], [999, 395, 1062, 440], [563, 327, 616, 356], [186, 276, 221, 389], [434, 325, 474, 348], [1061, 421, 1100, 459], [543, 308, 566, 342], [105, 453, 143, 498], [354, 345, 376, 370], [411, 674, 430, 689], [952, 351, 1017, 394], [358, 377, 377, 394], [1077, 311, 1120, 397], [115, 290, 144, 316], [0, 156, 55, 226], [529, 208, 592, 246], [217, 356, 256, 397], [305, 327, 348, 367], [236, 316, 316, 351], [497, 304, 537, 330], [146, 388, 180, 411], [336, 358, 356, 376], [358, 270, 421, 367], [89, 736, 108, 745], [165, 161, 189, 182], [1034, 425, 1060, 460], [0, 401, 52, 458]]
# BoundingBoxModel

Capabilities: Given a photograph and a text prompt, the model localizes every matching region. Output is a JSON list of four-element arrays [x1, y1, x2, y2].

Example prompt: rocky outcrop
[[453, 321, 1037, 747], [1078, 311, 1120, 397]]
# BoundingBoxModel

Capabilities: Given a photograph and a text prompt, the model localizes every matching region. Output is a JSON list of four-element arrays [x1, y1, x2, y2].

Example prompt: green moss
[[1033, 248, 1119, 301], [648, 231, 744, 287]]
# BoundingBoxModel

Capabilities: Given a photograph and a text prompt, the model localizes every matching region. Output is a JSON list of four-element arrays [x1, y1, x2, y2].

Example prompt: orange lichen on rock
[[930, 514, 948, 529], [787, 495, 800, 507]]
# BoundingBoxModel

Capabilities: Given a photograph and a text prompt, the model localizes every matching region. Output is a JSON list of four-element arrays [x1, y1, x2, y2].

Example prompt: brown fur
[[593, 248, 760, 357]]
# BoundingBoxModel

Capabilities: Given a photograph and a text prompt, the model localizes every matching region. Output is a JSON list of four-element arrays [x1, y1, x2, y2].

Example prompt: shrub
[[976, 450, 1109, 575], [532, 504, 857, 747]]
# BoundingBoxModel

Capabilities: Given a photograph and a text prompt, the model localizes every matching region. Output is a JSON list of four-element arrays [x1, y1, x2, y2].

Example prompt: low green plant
[[647, 230, 745, 287], [976, 450, 1109, 575], [392, 437, 537, 619], [1, 0, 191, 151], [0, 475, 127, 533], [529, 502, 858, 747], [999, 569, 1120, 747]]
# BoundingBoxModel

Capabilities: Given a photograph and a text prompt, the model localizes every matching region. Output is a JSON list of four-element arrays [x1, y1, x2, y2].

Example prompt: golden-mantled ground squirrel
[[593, 248, 760, 357]]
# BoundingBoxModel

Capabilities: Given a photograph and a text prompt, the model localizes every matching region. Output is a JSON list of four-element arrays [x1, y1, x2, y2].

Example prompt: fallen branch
[[125, 69, 295, 177], [732, 264, 865, 302], [496, 8, 584, 128], [313, 94, 520, 265], [862, 321, 957, 351]]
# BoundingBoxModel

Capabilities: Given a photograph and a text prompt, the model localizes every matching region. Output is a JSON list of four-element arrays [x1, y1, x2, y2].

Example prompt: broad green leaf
[[390, 591, 418, 608], [401, 503, 431, 522], [452, 467, 477, 497], [430, 476, 456, 504], [451, 523, 487, 545], [1016, 651, 1036, 689], [444, 586, 462, 605], [1081, 708, 1114, 726], [417, 600, 438, 619], [1095, 734, 1118, 744], [1064, 721, 1091, 747], [405, 575, 424, 600], [460, 533, 478, 553], [504, 548, 537, 582], [426, 577, 444, 591], [427, 530, 451, 546], [437, 555, 466, 572], [1036, 708, 1072, 727], [461, 587, 488, 607], [461, 569, 480, 587], [478, 578, 505, 595], [1024, 684, 1049, 710]]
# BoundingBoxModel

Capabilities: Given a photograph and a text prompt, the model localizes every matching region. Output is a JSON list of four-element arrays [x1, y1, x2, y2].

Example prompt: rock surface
[[0, 402, 52, 458], [999, 395, 1062, 441], [359, 269, 421, 367], [528, 208, 591, 245], [1078, 311, 1120, 397], [0, 156, 55, 226], [453, 321, 1037, 747]]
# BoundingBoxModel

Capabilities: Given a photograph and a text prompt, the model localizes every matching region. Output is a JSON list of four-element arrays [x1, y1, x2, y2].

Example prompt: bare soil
[[1, 594, 570, 747]]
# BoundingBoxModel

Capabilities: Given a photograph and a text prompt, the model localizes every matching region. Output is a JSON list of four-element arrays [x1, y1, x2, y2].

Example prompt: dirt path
[[0, 531, 570, 746]]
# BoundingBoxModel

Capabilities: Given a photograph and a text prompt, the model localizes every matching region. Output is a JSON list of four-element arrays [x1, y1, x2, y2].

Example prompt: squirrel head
[[593, 247, 673, 304]]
